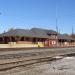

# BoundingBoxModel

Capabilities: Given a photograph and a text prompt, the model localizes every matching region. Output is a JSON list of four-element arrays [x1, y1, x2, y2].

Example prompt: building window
[[25, 38, 30, 41], [20, 37, 24, 41]]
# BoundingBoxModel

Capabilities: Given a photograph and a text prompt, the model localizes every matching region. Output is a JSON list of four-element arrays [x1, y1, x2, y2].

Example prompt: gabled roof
[[0, 28, 57, 39], [1, 28, 74, 41], [0, 28, 49, 38]]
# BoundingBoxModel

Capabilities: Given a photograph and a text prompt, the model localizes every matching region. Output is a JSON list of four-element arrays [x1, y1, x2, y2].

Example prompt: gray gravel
[[0, 56, 75, 75]]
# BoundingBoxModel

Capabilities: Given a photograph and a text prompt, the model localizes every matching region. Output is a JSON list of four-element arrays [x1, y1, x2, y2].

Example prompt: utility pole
[[0, 12, 2, 33], [72, 26, 74, 36], [71, 26, 74, 38], [55, 4, 59, 47]]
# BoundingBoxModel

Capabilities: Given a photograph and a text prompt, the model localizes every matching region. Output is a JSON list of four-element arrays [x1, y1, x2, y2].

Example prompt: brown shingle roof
[[0, 29, 35, 37], [31, 28, 57, 39], [1, 28, 75, 41], [0, 28, 57, 39]]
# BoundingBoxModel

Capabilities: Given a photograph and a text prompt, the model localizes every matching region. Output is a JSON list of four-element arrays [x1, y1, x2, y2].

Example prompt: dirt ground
[[0, 56, 75, 75]]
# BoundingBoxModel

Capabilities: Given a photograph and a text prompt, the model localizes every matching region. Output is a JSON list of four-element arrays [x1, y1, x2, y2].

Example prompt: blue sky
[[0, 0, 75, 34]]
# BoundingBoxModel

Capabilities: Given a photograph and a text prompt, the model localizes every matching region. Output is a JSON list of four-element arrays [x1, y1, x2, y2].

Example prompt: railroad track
[[0, 53, 74, 71], [0, 56, 60, 71], [0, 47, 75, 71]]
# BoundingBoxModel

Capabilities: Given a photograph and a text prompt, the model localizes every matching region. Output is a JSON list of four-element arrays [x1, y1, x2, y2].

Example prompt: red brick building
[[0, 28, 75, 48]]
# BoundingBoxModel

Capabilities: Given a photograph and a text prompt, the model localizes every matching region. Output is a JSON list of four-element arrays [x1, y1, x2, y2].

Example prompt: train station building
[[0, 28, 75, 48]]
